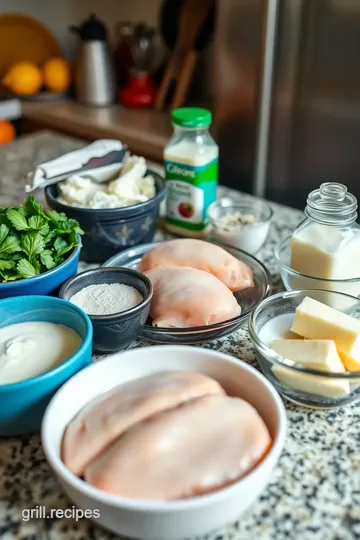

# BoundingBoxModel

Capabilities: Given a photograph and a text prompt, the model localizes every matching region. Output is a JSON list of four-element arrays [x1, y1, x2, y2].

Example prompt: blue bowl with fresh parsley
[[0, 196, 83, 299]]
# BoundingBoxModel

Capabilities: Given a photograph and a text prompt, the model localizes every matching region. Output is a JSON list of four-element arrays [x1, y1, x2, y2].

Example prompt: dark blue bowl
[[59, 267, 152, 354], [45, 169, 165, 263], [0, 246, 81, 299], [0, 295, 93, 436]]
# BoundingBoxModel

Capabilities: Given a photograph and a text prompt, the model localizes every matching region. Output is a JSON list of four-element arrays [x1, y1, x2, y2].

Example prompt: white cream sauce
[[0, 322, 82, 385]]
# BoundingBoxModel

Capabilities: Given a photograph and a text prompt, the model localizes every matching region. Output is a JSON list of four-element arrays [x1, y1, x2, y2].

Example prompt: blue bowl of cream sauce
[[0, 295, 92, 436]]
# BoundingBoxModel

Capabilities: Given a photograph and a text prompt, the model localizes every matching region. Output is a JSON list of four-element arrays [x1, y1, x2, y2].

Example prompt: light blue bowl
[[0, 245, 81, 299], [0, 295, 93, 436]]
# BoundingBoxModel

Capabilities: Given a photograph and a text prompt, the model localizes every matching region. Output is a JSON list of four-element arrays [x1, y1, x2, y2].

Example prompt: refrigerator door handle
[[253, 0, 280, 197]]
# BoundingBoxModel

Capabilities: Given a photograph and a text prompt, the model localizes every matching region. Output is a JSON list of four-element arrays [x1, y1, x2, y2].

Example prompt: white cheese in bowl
[[57, 155, 156, 209]]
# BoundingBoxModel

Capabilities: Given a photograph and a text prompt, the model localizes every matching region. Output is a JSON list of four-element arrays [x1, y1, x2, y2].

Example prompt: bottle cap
[[171, 107, 212, 128]]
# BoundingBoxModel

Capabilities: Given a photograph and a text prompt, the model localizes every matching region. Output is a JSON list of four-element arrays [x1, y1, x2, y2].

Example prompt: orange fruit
[[43, 57, 71, 93], [2, 62, 43, 96], [0, 120, 15, 144]]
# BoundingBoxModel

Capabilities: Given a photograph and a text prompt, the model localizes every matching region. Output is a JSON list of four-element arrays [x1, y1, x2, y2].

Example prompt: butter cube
[[283, 329, 303, 340], [291, 297, 360, 364], [338, 353, 360, 372], [271, 365, 350, 399], [271, 338, 350, 398], [271, 339, 345, 373]]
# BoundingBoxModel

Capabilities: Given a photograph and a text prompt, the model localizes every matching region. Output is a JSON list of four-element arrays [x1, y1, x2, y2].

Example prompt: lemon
[[2, 62, 43, 96], [43, 57, 71, 93]]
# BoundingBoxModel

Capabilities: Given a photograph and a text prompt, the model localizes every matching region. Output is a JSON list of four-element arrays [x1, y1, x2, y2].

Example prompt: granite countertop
[[0, 132, 359, 540]]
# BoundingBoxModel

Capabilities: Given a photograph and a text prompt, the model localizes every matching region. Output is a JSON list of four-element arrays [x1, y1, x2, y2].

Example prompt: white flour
[[69, 283, 143, 316]]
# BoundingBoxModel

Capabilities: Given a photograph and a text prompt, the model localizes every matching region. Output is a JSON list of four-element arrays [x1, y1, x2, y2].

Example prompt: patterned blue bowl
[[0, 295, 93, 436], [0, 245, 81, 299], [44, 169, 165, 263]]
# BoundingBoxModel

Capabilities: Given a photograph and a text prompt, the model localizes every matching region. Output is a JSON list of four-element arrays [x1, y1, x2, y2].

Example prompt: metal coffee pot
[[70, 14, 116, 106]]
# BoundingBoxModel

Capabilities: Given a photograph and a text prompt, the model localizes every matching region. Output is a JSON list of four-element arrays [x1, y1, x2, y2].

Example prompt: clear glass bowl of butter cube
[[249, 289, 360, 409], [275, 183, 360, 300]]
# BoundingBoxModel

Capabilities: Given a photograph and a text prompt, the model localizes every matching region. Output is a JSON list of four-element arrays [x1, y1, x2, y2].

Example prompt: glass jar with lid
[[164, 107, 218, 237], [290, 182, 360, 281]]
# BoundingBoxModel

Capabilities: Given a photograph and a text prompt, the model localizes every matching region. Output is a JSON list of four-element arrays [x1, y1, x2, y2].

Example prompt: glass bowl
[[275, 235, 360, 299], [103, 241, 272, 344], [248, 289, 360, 409], [207, 198, 273, 254]]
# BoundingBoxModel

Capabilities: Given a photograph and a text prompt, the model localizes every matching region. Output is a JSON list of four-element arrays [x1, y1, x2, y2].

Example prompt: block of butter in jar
[[290, 183, 360, 300]]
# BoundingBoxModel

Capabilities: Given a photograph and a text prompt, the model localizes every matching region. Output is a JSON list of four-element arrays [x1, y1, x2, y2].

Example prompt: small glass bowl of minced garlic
[[207, 198, 273, 254]]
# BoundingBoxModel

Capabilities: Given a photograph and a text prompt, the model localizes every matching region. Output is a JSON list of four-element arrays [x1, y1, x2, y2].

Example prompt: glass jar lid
[[305, 182, 358, 225]]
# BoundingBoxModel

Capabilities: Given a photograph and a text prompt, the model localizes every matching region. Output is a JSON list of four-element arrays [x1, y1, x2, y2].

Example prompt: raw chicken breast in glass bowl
[[103, 241, 271, 344], [138, 238, 254, 292], [144, 267, 242, 328]]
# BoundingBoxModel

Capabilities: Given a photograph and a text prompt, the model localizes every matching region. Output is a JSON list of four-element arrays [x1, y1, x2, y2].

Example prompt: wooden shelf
[[22, 99, 172, 162]]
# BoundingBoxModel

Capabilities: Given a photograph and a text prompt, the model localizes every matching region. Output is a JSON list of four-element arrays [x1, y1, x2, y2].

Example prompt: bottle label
[[164, 158, 218, 231]]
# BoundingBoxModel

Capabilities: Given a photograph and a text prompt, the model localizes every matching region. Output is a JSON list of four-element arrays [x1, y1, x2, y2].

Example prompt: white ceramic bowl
[[41, 345, 287, 540]]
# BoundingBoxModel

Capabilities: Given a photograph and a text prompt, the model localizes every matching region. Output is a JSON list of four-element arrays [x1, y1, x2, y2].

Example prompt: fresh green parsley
[[0, 196, 83, 283]]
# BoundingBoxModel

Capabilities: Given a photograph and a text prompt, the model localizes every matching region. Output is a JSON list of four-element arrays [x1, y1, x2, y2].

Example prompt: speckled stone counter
[[0, 132, 359, 540]]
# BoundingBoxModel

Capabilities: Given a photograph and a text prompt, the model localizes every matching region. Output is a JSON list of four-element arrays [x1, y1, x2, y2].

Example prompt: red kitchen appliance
[[120, 69, 156, 108], [119, 23, 156, 108]]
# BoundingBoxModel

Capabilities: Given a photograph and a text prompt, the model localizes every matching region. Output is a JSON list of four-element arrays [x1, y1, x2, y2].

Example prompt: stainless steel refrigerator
[[213, 0, 360, 209]]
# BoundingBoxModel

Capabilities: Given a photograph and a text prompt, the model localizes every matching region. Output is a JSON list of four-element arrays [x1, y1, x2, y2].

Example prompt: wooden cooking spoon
[[155, 0, 214, 110]]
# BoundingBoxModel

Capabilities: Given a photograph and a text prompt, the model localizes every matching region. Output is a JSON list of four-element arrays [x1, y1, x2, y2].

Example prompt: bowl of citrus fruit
[[1, 57, 71, 99]]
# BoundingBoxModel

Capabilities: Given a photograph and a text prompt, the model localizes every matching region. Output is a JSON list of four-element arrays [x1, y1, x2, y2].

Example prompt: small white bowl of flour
[[59, 268, 153, 354], [207, 199, 273, 254]]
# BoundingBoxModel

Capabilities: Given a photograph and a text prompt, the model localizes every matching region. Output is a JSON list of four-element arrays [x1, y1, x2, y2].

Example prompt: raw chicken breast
[[139, 238, 254, 292], [62, 370, 224, 476], [85, 394, 272, 500], [145, 267, 241, 328]]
